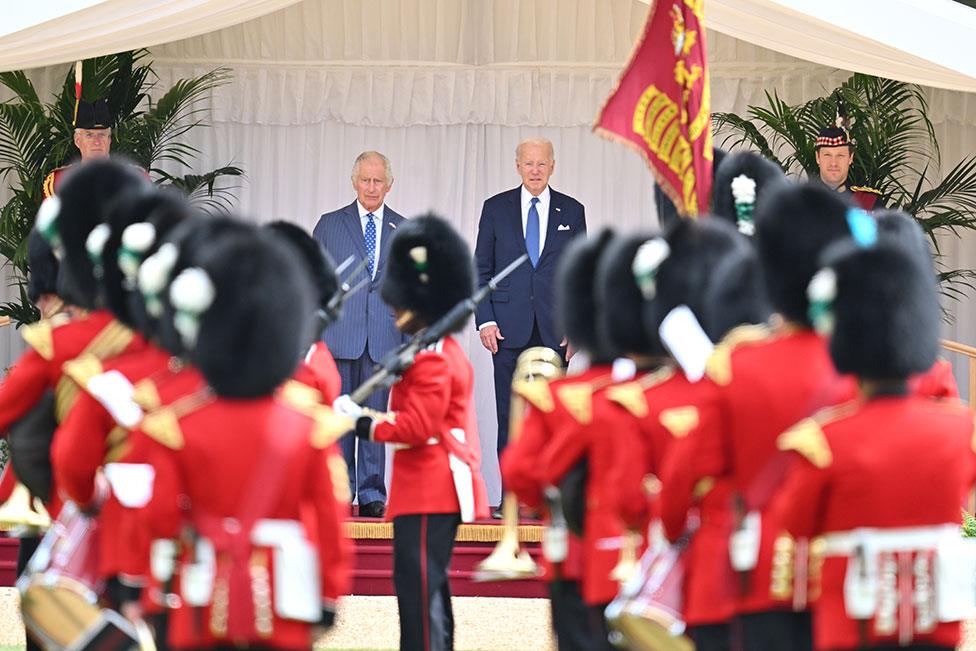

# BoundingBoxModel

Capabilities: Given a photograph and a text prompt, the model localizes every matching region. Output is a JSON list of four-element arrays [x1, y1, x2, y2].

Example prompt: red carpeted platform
[[345, 518, 547, 598], [1, 521, 549, 598]]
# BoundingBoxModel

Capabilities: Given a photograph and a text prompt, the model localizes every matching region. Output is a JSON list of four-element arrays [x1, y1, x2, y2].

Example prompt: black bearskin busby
[[47, 158, 150, 308], [27, 229, 59, 304], [643, 218, 769, 353], [380, 214, 474, 331], [712, 152, 786, 237], [555, 229, 616, 360], [820, 241, 938, 379], [875, 209, 935, 274], [99, 186, 191, 329], [74, 99, 113, 130], [595, 233, 658, 356], [754, 181, 854, 326], [174, 228, 316, 398], [266, 221, 340, 335]]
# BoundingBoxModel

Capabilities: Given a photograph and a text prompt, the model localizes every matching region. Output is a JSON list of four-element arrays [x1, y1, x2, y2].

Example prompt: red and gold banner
[[594, 0, 712, 217]]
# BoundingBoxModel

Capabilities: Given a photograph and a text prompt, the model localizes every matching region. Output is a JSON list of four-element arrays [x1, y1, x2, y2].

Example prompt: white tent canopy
[[3, 0, 976, 93]]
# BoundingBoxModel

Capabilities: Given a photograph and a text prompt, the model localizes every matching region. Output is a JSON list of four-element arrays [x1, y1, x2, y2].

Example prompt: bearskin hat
[[875, 209, 935, 274], [754, 181, 854, 326], [643, 219, 769, 354], [142, 215, 253, 356], [380, 214, 474, 330], [821, 241, 938, 379], [712, 152, 786, 237], [27, 229, 59, 304], [99, 186, 191, 329], [556, 229, 616, 360], [265, 221, 339, 334], [173, 227, 315, 398], [49, 158, 149, 308], [595, 233, 658, 356]]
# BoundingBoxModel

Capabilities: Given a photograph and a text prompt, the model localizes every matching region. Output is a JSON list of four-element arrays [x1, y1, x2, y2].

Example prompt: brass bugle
[[474, 347, 563, 581], [0, 482, 51, 532]]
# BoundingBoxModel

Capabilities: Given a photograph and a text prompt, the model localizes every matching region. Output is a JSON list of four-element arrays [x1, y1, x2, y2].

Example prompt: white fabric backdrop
[[2, 0, 976, 502]]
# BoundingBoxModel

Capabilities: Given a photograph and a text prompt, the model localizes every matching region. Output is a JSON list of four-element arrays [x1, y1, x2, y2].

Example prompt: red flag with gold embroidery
[[594, 0, 712, 217]]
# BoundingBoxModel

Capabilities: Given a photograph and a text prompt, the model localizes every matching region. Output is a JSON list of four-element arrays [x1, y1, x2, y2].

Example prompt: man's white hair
[[515, 138, 555, 161], [351, 151, 393, 182]]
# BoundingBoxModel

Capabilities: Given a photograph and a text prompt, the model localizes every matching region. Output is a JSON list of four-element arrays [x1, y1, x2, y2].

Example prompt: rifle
[[350, 253, 528, 404], [321, 256, 370, 324]]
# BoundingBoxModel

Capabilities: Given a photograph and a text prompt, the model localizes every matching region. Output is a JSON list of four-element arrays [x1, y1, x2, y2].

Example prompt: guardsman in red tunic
[[501, 229, 617, 651], [266, 222, 344, 403], [51, 188, 193, 609], [770, 230, 976, 651], [0, 160, 149, 518], [134, 227, 350, 649], [42, 99, 114, 199], [332, 215, 488, 651], [605, 218, 770, 651], [660, 183, 863, 650]]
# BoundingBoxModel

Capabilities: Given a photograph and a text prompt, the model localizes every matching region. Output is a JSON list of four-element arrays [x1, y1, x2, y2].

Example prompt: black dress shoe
[[490, 506, 503, 520], [359, 501, 386, 518]]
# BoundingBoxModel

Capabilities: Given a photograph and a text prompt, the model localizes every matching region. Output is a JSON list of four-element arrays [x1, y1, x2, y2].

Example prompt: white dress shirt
[[357, 201, 385, 279], [521, 185, 550, 254], [478, 185, 551, 332]]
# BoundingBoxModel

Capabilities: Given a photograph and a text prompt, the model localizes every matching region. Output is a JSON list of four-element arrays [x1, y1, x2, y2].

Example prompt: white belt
[[251, 518, 306, 546], [820, 524, 961, 556]]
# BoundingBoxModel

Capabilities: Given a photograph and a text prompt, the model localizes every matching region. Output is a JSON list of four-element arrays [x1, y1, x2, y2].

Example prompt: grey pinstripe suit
[[313, 201, 407, 504]]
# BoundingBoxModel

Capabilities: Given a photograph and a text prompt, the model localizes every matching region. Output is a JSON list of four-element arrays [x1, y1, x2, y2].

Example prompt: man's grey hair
[[515, 138, 555, 161], [351, 151, 393, 183]]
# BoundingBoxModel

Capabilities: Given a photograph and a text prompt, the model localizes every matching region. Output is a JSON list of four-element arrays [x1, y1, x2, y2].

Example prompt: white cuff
[[478, 321, 497, 331]]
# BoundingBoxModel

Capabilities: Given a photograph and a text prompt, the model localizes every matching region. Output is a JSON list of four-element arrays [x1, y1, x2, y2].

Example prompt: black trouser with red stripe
[[393, 513, 461, 651]]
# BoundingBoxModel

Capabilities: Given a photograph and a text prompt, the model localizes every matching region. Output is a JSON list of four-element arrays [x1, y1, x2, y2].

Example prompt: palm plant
[[713, 73, 976, 305], [0, 50, 243, 325]]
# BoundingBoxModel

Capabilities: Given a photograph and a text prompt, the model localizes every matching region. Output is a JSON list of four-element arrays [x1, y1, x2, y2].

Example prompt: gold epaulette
[[132, 378, 161, 411], [513, 377, 555, 413], [776, 418, 832, 468], [704, 324, 772, 386], [278, 379, 323, 410], [21, 314, 70, 361], [311, 409, 355, 449], [62, 354, 104, 389], [850, 185, 882, 196], [556, 383, 595, 424], [141, 388, 214, 450], [606, 382, 648, 418], [42, 166, 68, 199], [659, 406, 700, 438]]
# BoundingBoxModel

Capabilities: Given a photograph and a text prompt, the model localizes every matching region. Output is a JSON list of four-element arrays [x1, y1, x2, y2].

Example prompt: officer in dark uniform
[[43, 99, 113, 198], [814, 101, 884, 210]]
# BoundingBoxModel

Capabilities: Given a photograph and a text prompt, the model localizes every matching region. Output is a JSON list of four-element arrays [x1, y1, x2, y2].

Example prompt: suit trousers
[[492, 320, 558, 455], [393, 513, 461, 651], [736, 610, 812, 651], [689, 623, 732, 651], [336, 354, 388, 505]]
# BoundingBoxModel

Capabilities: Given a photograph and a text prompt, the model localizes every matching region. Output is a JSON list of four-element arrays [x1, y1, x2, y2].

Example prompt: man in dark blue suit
[[474, 138, 586, 513], [313, 151, 406, 518]]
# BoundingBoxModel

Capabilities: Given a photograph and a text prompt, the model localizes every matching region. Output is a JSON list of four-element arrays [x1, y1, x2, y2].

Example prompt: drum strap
[[194, 406, 309, 639]]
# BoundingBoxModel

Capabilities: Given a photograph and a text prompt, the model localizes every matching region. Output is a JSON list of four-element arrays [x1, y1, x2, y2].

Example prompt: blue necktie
[[365, 213, 377, 278], [526, 197, 540, 267]]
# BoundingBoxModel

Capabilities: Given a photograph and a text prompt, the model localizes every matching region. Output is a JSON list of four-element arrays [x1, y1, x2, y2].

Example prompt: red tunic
[[662, 326, 857, 616], [0, 310, 138, 517], [370, 336, 488, 520], [909, 358, 959, 401], [138, 392, 351, 649], [770, 396, 976, 650], [541, 364, 649, 606], [293, 342, 342, 403]]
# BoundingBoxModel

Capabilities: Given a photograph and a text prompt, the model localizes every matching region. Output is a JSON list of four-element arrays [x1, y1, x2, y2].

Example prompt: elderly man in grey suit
[[313, 151, 406, 518]]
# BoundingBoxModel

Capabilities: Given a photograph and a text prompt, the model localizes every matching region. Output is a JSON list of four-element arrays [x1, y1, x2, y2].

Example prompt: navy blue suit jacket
[[312, 202, 407, 361], [474, 187, 586, 349]]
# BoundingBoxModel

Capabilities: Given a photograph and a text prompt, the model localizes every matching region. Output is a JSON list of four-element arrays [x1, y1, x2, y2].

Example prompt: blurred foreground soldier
[[770, 231, 975, 650], [43, 98, 114, 198], [0, 160, 148, 519], [500, 230, 617, 651], [266, 221, 343, 402], [815, 98, 884, 210], [134, 226, 350, 648], [333, 215, 489, 651], [712, 151, 786, 238]]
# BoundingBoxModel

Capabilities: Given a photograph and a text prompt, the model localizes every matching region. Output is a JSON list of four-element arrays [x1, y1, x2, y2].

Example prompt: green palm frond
[[155, 165, 245, 214], [714, 72, 976, 310]]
